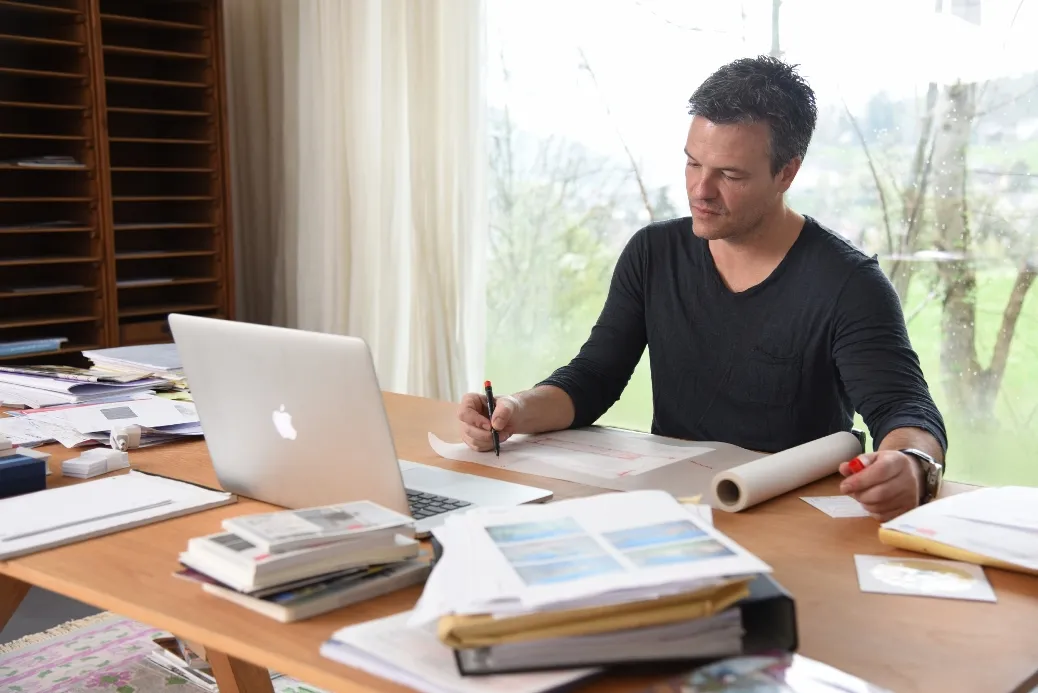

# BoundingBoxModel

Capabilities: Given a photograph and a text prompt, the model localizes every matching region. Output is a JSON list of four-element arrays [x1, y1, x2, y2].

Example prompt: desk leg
[[208, 649, 275, 693], [0, 574, 30, 631]]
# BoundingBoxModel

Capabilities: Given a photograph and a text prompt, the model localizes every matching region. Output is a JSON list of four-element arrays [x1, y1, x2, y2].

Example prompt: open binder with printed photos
[[323, 490, 798, 678]]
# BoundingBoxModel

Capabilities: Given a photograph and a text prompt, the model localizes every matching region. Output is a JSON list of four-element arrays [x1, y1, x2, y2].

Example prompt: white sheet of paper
[[322, 610, 596, 693], [56, 398, 198, 434], [0, 415, 91, 447], [940, 486, 1038, 532], [854, 554, 996, 602], [0, 471, 234, 559], [801, 495, 870, 518], [429, 429, 711, 480]]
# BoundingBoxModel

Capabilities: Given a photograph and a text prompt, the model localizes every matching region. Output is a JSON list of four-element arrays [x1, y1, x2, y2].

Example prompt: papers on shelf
[[409, 489, 770, 627], [429, 429, 712, 481], [320, 610, 597, 693], [0, 471, 236, 560], [881, 486, 1038, 572]]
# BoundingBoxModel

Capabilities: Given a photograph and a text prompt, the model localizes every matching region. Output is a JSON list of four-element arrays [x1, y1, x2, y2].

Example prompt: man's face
[[684, 116, 799, 241]]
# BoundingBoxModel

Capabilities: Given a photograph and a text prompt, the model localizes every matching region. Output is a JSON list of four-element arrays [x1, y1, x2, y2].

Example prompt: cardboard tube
[[711, 431, 863, 512]]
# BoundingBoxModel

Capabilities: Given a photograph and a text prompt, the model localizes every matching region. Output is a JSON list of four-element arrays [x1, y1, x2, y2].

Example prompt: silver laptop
[[167, 313, 551, 535]]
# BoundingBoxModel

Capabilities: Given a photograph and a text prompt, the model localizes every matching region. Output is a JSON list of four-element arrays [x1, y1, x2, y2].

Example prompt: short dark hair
[[687, 55, 817, 175]]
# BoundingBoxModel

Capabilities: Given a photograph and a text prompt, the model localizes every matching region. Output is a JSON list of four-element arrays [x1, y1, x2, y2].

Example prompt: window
[[485, 0, 1038, 486]]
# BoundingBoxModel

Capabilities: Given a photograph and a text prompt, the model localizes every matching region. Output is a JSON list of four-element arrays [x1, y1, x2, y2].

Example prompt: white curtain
[[222, 0, 487, 402]]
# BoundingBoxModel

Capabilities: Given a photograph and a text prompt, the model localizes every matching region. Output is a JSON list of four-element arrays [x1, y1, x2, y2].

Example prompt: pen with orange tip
[[483, 380, 500, 456]]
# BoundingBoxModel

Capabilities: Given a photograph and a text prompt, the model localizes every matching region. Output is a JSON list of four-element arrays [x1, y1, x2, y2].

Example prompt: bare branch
[[577, 46, 655, 222], [987, 263, 1038, 394], [631, 0, 730, 34], [843, 99, 894, 255]]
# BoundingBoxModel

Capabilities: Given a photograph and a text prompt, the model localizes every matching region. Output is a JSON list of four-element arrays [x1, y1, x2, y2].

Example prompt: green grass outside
[[486, 269, 1038, 487]]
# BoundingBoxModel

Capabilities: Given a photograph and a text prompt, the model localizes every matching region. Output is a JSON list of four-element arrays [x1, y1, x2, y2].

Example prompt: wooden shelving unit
[[0, 0, 233, 360], [0, 0, 106, 361], [96, 0, 232, 346]]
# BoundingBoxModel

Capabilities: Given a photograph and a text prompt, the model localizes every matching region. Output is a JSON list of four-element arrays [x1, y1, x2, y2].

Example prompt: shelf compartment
[[116, 250, 215, 260], [103, 44, 207, 60], [0, 319, 100, 345], [0, 169, 91, 198], [117, 277, 216, 290], [0, 0, 80, 16], [107, 110, 214, 141], [114, 253, 215, 282], [0, 139, 90, 167], [99, 12, 204, 31], [0, 314, 97, 329], [117, 279, 218, 310], [0, 2, 83, 43], [0, 230, 95, 262], [0, 256, 97, 267], [99, 0, 208, 30], [0, 36, 85, 74], [108, 136, 211, 145], [103, 81, 211, 112], [0, 74, 88, 106], [102, 50, 210, 86], [0, 262, 99, 294], [118, 303, 219, 319], [108, 140, 213, 169], [110, 197, 215, 227], [111, 170, 213, 197], [0, 106, 89, 137], [104, 75, 207, 89], [0, 289, 99, 327]]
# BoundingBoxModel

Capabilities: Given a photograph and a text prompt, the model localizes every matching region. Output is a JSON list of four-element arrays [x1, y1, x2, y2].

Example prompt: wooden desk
[[1, 393, 1036, 693]]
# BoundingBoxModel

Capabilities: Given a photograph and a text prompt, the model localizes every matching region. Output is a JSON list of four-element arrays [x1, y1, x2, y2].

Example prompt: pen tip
[[484, 380, 491, 388]]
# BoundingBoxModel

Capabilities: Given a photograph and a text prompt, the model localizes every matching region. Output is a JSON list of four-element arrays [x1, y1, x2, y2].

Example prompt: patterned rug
[[0, 612, 327, 693]]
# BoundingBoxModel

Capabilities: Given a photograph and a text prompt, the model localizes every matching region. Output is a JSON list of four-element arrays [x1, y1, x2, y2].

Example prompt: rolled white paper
[[710, 431, 863, 512]]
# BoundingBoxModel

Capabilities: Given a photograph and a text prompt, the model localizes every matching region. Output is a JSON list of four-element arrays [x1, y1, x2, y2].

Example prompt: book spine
[[0, 339, 66, 357]]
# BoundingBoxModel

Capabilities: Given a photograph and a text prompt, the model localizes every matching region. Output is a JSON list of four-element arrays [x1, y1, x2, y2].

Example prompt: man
[[457, 56, 947, 521]]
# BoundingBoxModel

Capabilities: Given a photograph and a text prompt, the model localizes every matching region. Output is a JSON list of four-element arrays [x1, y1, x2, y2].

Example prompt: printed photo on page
[[470, 490, 771, 609]]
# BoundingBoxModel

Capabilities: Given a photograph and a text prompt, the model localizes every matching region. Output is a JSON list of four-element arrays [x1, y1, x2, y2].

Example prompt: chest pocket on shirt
[[727, 346, 802, 405]]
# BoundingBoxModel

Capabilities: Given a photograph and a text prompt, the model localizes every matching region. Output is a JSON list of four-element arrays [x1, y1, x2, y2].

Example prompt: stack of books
[[178, 500, 431, 622], [145, 635, 218, 692], [322, 490, 796, 677]]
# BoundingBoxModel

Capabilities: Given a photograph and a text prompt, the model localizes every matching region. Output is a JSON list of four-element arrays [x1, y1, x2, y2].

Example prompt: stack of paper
[[408, 490, 771, 673], [83, 344, 184, 384], [62, 449, 130, 479], [5, 398, 202, 449], [177, 500, 430, 621], [880, 486, 1038, 575], [0, 369, 167, 408]]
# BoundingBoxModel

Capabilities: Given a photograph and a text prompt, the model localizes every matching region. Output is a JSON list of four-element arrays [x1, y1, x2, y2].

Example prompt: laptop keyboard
[[406, 489, 472, 520]]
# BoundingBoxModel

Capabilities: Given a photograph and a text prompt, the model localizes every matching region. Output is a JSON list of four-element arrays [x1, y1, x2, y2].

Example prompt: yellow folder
[[437, 577, 751, 649], [877, 527, 1038, 577]]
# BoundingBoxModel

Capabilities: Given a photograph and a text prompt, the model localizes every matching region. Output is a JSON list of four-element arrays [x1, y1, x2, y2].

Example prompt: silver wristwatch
[[900, 448, 943, 504]]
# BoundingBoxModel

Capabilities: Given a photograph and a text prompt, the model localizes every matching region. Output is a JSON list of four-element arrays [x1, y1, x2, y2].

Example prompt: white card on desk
[[854, 554, 996, 602], [801, 495, 870, 518]]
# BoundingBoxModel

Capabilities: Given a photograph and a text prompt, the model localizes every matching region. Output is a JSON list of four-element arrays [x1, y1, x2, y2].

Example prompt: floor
[[0, 587, 101, 645]]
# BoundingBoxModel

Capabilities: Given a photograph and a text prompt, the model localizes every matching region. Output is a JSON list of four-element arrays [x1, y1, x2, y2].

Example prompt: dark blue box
[[0, 454, 46, 499]]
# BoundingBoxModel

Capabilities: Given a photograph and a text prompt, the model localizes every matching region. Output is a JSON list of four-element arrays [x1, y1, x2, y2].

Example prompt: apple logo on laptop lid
[[272, 404, 297, 440]]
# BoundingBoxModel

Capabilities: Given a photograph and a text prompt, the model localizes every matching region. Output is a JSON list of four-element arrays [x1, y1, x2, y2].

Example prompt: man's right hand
[[458, 392, 519, 452]]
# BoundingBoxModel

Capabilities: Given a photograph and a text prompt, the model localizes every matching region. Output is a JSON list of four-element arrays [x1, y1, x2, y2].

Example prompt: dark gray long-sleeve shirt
[[539, 216, 947, 454]]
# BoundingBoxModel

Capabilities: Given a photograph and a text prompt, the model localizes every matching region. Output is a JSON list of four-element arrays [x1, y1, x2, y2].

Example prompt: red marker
[[847, 456, 871, 474]]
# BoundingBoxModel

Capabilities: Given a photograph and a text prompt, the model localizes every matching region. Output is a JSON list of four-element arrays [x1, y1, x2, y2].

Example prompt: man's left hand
[[839, 451, 923, 522]]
